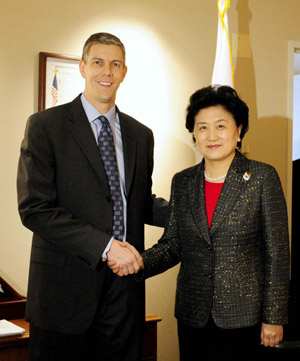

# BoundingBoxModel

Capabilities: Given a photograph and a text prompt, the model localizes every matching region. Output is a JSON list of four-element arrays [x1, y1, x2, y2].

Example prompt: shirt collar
[[80, 93, 117, 128]]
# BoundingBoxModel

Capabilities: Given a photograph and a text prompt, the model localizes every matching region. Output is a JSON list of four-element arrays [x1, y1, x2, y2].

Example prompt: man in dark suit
[[17, 32, 167, 361]]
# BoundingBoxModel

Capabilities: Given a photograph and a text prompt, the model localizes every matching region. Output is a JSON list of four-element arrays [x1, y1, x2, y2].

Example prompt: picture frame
[[38, 52, 84, 111]]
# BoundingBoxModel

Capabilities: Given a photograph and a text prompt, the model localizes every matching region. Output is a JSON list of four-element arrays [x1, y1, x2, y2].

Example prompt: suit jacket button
[[106, 196, 111, 202], [208, 274, 213, 280]]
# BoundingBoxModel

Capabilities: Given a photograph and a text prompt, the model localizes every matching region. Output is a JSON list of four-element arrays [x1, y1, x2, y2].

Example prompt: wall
[[1, 1, 300, 360]]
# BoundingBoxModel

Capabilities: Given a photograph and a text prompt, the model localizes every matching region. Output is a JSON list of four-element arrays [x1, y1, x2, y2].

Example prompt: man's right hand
[[105, 239, 142, 276]]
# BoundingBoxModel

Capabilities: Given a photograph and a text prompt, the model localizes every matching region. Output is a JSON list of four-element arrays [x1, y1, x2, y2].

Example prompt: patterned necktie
[[98, 116, 124, 241]]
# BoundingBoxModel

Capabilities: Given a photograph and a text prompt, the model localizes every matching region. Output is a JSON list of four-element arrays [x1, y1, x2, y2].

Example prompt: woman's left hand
[[261, 323, 283, 347]]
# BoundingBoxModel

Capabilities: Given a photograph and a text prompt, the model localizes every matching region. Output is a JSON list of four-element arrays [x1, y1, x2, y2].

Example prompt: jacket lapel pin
[[243, 171, 253, 181]]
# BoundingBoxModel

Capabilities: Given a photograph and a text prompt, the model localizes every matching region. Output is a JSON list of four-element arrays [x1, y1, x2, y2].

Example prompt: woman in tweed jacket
[[111, 85, 290, 360]]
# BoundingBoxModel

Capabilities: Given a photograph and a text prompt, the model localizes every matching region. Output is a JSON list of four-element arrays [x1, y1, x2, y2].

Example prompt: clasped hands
[[104, 243, 283, 346], [103, 239, 144, 277]]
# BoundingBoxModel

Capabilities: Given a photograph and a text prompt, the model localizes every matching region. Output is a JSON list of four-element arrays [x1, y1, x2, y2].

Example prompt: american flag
[[51, 71, 58, 107]]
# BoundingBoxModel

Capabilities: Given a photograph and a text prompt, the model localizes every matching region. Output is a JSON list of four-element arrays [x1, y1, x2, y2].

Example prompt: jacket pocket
[[31, 246, 66, 268]]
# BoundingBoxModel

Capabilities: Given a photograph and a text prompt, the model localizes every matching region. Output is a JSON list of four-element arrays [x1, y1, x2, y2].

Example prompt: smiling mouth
[[208, 145, 220, 149], [98, 81, 113, 86]]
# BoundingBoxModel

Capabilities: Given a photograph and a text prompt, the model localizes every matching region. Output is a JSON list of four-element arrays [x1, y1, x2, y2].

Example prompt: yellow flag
[[212, 0, 234, 87]]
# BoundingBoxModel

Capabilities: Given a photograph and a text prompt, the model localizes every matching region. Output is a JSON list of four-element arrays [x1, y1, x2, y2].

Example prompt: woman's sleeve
[[261, 166, 290, 325], [142, 174, 182, 279]]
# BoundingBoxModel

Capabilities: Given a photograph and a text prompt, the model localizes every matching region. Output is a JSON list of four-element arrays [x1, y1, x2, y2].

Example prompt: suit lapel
[[188, 161, 211, 245], [68, 96, 110, 193], [118, 111, 136, 196], [209, 151, 250, 236]]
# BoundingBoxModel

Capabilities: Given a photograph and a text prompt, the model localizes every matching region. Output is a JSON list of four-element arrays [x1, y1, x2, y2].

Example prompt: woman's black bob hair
[[185, 85, 249, 148]]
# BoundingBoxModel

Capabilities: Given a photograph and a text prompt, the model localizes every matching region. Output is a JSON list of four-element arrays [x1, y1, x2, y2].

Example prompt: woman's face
[[193, 105, 242, 164]]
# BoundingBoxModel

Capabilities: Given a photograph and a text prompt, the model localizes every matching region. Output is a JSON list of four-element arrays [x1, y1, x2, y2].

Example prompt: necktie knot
[[99, 115, 110, 127]]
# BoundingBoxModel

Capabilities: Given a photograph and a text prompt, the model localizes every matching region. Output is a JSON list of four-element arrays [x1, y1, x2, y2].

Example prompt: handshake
[[103, 239, 144, 277]]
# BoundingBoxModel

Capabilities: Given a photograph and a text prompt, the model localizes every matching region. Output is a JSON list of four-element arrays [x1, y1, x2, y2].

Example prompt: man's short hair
[[82, 32, 126, 64]]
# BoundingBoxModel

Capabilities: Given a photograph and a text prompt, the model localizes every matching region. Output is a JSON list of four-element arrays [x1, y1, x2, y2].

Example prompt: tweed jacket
[[142, 151, 290, 329]]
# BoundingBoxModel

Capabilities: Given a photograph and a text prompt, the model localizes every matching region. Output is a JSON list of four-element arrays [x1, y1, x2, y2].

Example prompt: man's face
[[79, 43, 127, 112]]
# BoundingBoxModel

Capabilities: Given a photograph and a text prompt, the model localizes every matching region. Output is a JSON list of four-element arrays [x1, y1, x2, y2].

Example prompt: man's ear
[[79, 60, 86, 79], [122, 65, 128, 82]]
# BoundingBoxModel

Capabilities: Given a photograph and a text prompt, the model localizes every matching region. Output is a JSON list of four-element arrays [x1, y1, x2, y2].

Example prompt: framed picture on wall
[[38, 52, 85, 111]]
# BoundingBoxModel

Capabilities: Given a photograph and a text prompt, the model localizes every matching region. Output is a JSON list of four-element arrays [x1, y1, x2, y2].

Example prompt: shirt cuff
[[102, 237, 114, 259]]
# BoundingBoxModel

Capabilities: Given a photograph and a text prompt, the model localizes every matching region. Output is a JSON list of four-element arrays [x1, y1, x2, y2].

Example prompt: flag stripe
[[51, 71, 58, 107]]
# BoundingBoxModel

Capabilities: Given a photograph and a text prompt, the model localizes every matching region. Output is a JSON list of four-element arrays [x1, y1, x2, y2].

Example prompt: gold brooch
[[243, 171, 253, 181]]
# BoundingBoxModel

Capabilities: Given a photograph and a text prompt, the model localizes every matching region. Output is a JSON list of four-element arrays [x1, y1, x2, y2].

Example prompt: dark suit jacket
[[142, 151, 290, 329], [17, 95, 166, 334]]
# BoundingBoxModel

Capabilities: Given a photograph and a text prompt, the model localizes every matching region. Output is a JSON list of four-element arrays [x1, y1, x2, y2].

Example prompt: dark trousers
[[177, 315, 262, 361], [29, 269, 144, 361]]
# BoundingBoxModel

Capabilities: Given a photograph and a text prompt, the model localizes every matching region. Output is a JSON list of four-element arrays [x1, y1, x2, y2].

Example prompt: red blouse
[[205, 180, 224, 228]]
